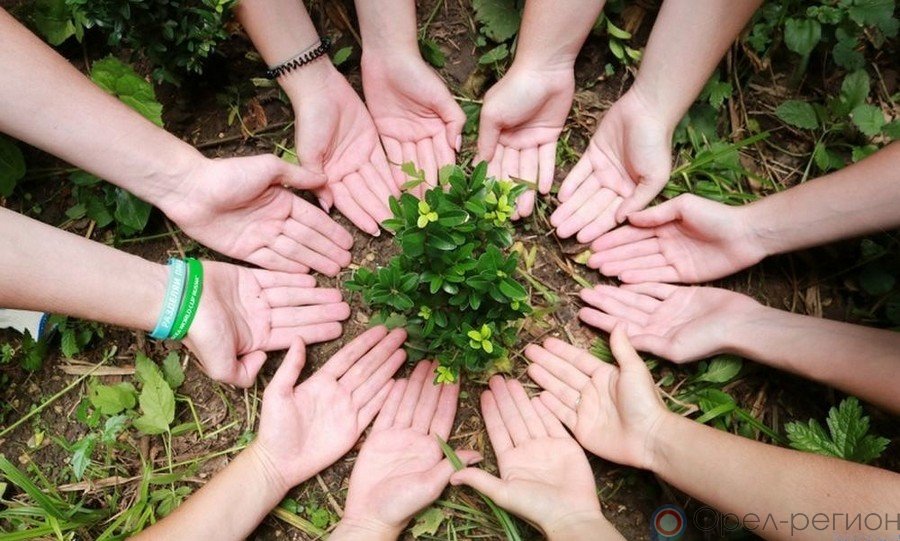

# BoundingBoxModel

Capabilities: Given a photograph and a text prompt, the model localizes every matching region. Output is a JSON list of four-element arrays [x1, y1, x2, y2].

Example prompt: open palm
[[588, 194, 766, 283], [478, 66, 573, 219], [551, 90, 671, 244], [184, 261, 349, 387], [293, 67, 398, 236], [362, 55, 465, 197], [579, 283, 762, 362]]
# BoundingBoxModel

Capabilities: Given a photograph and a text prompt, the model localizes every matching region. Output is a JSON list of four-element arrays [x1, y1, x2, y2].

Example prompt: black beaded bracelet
[[265, 36, 333, 80]]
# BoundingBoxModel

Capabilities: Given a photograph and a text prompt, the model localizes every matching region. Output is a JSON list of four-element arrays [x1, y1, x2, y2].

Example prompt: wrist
[[643, 410, 686, 475], [738, 198, 785, 259], [246, 440, 295, 497], [131, 261, 169, 333], [508, 55, 576, 78], [332, 516, 403, 541], [277, 57, 341, 101], [627, 79, 685, 134], [720, 297, 773, 356], [544, 510, 612, 541]]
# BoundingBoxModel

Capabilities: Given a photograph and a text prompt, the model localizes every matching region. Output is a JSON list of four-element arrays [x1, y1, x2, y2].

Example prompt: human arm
[[354, 0, 465, 197], [134, 328, 407, 539], [588, 142, 900, 283], [0, 207, 350, 386], [478, 0, 605, 219], [448, 377, 623, 540], [0, 8, 352, 275], [552, 0, 762, 243], [527, 326, 900, 541], [234, 0, 398, 236], [331, 361, 481, 540]]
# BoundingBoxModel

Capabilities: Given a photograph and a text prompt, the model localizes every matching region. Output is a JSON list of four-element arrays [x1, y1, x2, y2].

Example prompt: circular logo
[[651, 504, 687, 540]]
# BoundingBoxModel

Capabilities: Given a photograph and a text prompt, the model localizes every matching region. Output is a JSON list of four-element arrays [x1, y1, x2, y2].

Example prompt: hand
[[588, 194, 767, 283], [163, 154, 353, 276], [335, 361, 480, 539], [287, 63, 398, 236], [362, 53, 465, 198], [525, 327, 669, 471], [477, 65, 573, 219], [449, 377, 612, 539], [252, 326, 409, 490], [579, 283, 762, 362], [184, 261, 349, 387], [550, 89, 672, 244]]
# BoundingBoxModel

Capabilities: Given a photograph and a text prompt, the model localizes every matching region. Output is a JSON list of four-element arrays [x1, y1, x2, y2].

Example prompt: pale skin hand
[[578, 282, 759, 362], [236, 0, 397, 236], [525, 326, 668, 471], [0, 9, 353, 274], [588, 194, 766, 283], [332, 361, 481, 540], [135, 334, 405, 541], [184, 262, 350, 387], [478, 0, 606, 219], [449, 377, 622, 540]]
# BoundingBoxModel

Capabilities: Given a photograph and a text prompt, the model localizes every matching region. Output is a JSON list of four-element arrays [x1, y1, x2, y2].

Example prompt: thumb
[[616, 180, 666, 223], [423, 450, 482, 491], [314, 186, 334, 212], [450, 467, 507, 505], [438, 100, 466, 152], [232, 350, 268, 388], [269, 337, 306, 394], [624, 196, 684, 228], [628, 333, 672, 359], [278, 162, 328, 190], [609, 324, 647, 374], [475, 110, 501, 164]]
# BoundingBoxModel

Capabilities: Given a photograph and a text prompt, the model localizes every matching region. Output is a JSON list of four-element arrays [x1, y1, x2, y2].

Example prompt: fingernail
[[318, 198, 330, 212], [373, 229, 381, 237], [455, 135, 462, 152]]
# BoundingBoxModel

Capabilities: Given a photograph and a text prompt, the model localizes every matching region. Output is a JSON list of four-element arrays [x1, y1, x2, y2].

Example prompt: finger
[[270, 235, 344, 277], [620, 266, 681, 284], [381, 136, 407, 191], [539, 391, 577, 430], [437, 97, 466, 152], [360, 163, 395, 211], [488, 375, 530, 446], [231, 350, 268, 388], [501, 146, 519, 185], [575, 196, 623, 244], [524, 343, 591, 389], [262, 286, 343, 308], [581, 284, 661, 314], [332, 181, 380, 236], [558, 154, 592, 202], [578, 307, 618, 333], [526, 364, 580, 410], [315, 185, 334, 212], [320, 326, 389, 378], [268, 337, 306, 394], [549, 176, 601, 227], [253, 270, 316, 289], [622, 282, 679, 300], [487, 144, 504, 179], [616, 181, 667, 222], [541, 337, 610, 376], [532, 397, 569, 438], [599, 254, 670, 278], [538, 142, 557, 194], [372, 378, 407, 432], [555, 188, 616, 239], [628, 334, 673, 357], [246, 247, 309, 274], [345, 172, 392, 225], [515, 190, 535, 220], [516, 147, 539, 218], [430, 379, 461, 439], [417, 139, 439, 188], [625, 197, 683, 228], [476, 111, 501, 163], [352, 349, 407, 408], [264, 322, 343, 349], [394, 360, 431, 428], [401, 142, 421, 196], [357, 379, 394, 429], [256, 154, 327, 190], [339, 328, 408, 390], [370, 147, 400, 197], [270, 303, 351, 328], [506, 379, 547, 438], [433, 134, 455, 172], [424, 451, 482, 494], [411, 361, 444, 433], [449, 468, 507, 506], [589, 238, 661, 267], [480, 390, 512, 454], [589, 225, 656, 254], [291, 198, 354, 250], [610, 324, 649, 374], [574, 292, 649, 327]]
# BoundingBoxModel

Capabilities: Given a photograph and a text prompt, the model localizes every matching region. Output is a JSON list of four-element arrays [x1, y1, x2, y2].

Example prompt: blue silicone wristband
[[149, 259, 188, 340]]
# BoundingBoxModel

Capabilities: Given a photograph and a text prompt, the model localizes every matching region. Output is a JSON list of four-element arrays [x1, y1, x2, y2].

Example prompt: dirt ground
[[1, 1, 898, 540]]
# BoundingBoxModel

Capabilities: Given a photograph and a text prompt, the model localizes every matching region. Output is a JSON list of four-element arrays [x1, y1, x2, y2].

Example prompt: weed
[[786, 397, 889, 463]]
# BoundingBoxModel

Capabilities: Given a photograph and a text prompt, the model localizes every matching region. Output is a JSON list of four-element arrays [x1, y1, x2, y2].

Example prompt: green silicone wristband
[[169, 258, 203, 340]]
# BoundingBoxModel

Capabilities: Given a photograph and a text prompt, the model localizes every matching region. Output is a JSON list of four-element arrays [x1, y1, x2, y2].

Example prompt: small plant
[[786, 397, 889, 464], [346, 162, 531, 383]]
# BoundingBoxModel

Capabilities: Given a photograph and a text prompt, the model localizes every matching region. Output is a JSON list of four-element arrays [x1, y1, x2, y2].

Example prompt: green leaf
[[859, 263, 896, 295], [478, 43, 509, 65], [695, 356, 742, 383], [331, 46, 353, 67], [840, 70, 871, 112], [33, 0, 76, 45], [89, 382, 137, 415], [775, 100, 819, 130], [847, 0, 896, 31], [418, 37, 446, 68], [850, 104, 885, 136], [498, 277, 527, 300], [784, 17, 822, 57], [411, 507, 446, 538], [133, 353, 176, 435], [883, 120, 900, 140], [91, 57, 164, 127], [472, 0, 521, 42], [787, 397, 889, 464], [71, 435, 96, 480], [162, 352, 185, 389], [0, 135, 26, 197], [813, 143, 844, 171], [114, 189, 152, 232]]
